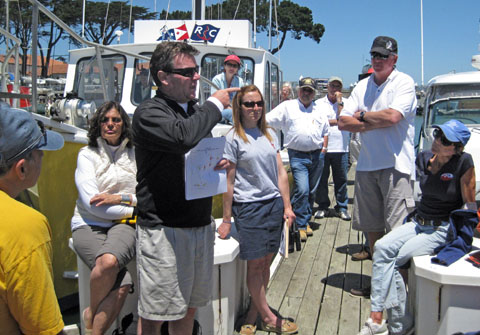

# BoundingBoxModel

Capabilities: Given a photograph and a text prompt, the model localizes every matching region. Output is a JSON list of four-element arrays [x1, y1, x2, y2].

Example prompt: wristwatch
[[337, 101, 344, 107], [359, 111, 366, 122]]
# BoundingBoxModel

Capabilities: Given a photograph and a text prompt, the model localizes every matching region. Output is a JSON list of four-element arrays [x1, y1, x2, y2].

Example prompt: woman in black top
[[357, 119, 476, 335]]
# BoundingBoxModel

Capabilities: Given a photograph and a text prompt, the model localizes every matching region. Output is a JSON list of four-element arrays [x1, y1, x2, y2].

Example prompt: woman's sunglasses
[[433, 128, 459, 147], [242, 101, 264, 108]]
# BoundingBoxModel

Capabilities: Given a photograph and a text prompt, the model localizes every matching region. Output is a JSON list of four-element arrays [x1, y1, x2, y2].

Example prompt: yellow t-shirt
[[0, 190, 64, 335]]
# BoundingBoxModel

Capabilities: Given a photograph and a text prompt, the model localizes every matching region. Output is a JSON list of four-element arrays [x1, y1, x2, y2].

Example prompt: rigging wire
[[101, 0, 111, 44]]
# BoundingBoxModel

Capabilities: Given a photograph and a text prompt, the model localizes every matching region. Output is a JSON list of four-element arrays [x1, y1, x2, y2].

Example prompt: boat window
[[271, 63, 280, 109], [132, 54, 154, 105], [427, 84, 480, 126], [264, 61, 271, 112], [74, 55, 126, 107], [199, 54, 254, 104]]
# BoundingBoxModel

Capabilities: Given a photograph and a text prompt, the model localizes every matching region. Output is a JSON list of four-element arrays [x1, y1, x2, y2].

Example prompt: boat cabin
[[63, 20, 282, 135]]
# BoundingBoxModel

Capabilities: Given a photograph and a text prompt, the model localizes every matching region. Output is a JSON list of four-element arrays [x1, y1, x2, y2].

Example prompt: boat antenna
[[224, 0, 241, 46], [273, 0, 279, 54], [101, 0, 112, 44], [128, 0, 133, 43]]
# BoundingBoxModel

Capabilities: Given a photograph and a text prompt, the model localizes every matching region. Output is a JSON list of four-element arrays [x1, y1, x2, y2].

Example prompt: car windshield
[[427, 84, 480, 126]]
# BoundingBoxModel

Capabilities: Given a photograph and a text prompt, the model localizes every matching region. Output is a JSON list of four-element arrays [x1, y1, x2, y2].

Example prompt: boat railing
[[27, 0, 220, 111], [0, 27, 27, 108]]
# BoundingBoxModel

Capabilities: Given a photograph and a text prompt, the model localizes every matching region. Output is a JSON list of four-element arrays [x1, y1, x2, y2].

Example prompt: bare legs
[[139, 308, 197, 335], [243, 253, 281, 327], [83, 253, 130, 335]]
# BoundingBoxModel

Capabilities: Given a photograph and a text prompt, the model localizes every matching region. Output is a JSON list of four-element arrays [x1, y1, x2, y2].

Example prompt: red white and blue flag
[[157, 24, 189, 41], [190, 24, 220, 43]]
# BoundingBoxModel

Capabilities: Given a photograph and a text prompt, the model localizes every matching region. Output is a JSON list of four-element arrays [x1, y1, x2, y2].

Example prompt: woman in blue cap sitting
[[357, 119, 476, 335]]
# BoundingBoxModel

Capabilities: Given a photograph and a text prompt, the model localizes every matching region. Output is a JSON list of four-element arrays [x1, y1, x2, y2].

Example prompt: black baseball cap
[[370, 36, 398, 56]]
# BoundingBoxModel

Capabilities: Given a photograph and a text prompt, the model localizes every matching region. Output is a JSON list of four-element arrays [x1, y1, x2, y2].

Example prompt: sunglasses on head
[[370, 52, 390, 60], [164, 65, 200, 78], [101, 117, 122, 124], [242, 100, 264, 108], [433, 128, 459, 147]]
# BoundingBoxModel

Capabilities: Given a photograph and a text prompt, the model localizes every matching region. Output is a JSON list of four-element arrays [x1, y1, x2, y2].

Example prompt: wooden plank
[[338, 220, 364, 335], [315, 217, 350, 334], [290, 216, 335, 334]]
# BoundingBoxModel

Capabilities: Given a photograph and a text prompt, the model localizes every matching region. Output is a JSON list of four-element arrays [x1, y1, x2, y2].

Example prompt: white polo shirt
[[266, 98, 329, 152], [316, 95, 350, 153], [340, 69, 416, 175]]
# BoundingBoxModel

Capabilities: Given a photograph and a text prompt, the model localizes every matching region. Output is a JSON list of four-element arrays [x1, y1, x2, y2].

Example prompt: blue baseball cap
[[432, 119, 471, 146], [0, 102, 64, 165]]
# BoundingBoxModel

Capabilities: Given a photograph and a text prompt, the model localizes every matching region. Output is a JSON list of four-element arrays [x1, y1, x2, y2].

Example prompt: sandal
[[260, 319, 298, 334], [239, 324, 257, 335]]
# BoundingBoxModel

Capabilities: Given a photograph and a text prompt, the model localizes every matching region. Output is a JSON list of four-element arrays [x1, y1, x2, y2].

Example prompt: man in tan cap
[[267, 77, 329, 241], [315, 76, 351, 221]]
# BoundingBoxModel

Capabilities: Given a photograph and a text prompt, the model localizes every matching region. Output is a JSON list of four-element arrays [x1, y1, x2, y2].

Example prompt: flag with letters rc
[[191, 24, 220, 43]]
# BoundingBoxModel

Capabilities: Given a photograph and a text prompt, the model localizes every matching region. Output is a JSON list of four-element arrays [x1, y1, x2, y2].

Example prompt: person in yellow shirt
[[0, 102, 65, 334]]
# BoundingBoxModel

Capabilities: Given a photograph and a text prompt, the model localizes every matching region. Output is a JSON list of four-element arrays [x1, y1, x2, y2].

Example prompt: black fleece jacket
[[132, 93, 221, 228]]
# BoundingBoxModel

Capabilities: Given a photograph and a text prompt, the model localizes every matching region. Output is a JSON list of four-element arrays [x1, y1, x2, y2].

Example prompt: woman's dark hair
[[87, 101, 132, 148]]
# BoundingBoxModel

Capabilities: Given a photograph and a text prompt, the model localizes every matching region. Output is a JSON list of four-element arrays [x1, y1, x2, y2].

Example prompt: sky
[[2, 0, 480, 88], [130, 0, 480, 88]]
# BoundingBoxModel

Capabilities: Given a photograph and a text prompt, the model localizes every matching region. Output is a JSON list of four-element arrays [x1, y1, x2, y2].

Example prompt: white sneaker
[[357, 318, 389, 335], [315, 210, 326, 219]]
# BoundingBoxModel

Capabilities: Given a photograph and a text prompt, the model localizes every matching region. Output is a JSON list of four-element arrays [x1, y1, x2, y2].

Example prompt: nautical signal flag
[[191, 24, 220, 43], [157, 24, 189, 41]]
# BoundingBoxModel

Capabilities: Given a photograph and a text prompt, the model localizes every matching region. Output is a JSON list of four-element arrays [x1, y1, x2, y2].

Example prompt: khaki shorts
[[352, 168, 415, 233], [72, 224, 136, 289], [136, 221, 215, 321]]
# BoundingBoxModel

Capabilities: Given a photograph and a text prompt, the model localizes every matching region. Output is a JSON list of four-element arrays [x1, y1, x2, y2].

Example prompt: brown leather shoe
[[349, 286, 371, 298], [299, 229, 307, 242], [351, 249, 371, 261], [306, 224, 313, 236]]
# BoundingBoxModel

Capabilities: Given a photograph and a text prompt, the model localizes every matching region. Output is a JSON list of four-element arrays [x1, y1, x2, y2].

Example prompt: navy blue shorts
[[232, 197, 284, 260]]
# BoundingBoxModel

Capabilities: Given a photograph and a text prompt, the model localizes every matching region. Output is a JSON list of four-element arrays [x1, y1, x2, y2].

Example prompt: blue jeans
[[288, 149, 325, 230], [371, 218, 450, 334], [221, 108, 233, 124], [315, 152, 349, 212]]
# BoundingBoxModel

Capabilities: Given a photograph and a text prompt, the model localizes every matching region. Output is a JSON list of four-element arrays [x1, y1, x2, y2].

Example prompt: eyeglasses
[[101, 117, 122, 124], [370, 52, 390, 60], [301, 87, 314, 94], [164, 66, 200, 78], [433, 128, 458, 147], [37, 120, 47, 146], [242, 100, 264, 108], [225, 62, 239, 68]]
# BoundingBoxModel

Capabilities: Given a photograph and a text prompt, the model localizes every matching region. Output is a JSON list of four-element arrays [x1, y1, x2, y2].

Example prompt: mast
[[192, 0, 205, 20]]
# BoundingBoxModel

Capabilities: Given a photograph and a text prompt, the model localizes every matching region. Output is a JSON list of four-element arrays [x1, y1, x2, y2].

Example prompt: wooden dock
[[259, 170, 372, 335]]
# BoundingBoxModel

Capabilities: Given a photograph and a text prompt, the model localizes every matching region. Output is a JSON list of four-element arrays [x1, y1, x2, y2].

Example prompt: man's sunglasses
[[242, 100, 264, 108], [370, 52, 390, 60], [301, 87, 314, 93], [433, 128, 459, 147], [164, 66, 200, 78]]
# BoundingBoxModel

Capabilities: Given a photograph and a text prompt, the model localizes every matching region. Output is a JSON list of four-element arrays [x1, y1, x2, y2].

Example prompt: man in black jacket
[[132, 42, 238, 335]]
